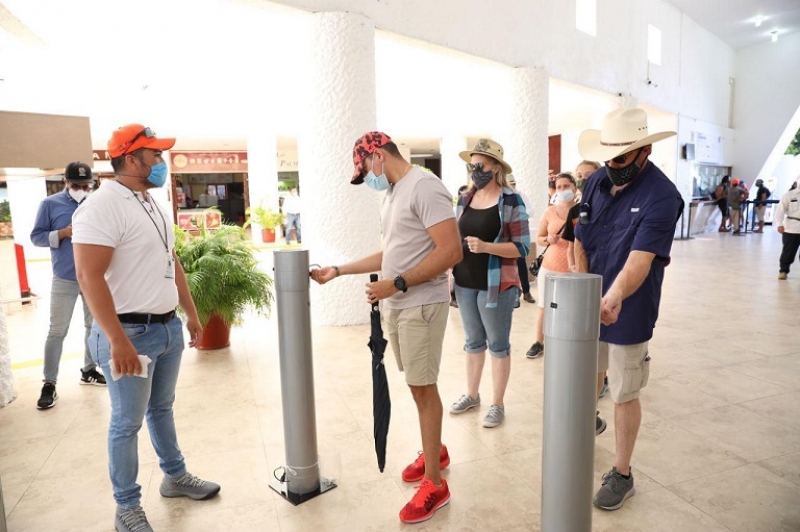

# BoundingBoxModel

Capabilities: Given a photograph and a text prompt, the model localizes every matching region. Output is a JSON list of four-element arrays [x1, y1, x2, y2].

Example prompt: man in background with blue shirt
[[574, 108, 683, 511], [31, 161, 105, 409]]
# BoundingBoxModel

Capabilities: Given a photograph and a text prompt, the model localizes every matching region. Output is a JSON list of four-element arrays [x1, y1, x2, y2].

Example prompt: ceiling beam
[[0, 2, 46, 47]]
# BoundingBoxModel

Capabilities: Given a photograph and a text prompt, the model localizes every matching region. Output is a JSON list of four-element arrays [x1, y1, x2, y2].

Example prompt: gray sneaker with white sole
[[482, 404, 505, 428], [115, 506, 153, 532], [160, 472, 221, 500], [593, 467, 635, 510], [449, 393, 480, 414]]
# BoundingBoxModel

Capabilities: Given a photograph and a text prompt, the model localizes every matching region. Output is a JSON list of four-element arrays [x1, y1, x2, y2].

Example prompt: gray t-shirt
[[381, 167, 455, 310], [727, 185, 744, 208]]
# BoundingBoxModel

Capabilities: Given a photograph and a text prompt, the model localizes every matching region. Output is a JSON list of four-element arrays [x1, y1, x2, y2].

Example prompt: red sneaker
[[401, 445, 450, 483], [399, 478, 450, 524]]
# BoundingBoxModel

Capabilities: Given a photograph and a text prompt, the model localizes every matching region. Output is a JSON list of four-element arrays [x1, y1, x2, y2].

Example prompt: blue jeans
[[90, 317, 187, 508], [43, 276, 95, 383], [285, 213, 301, 244], [454, 284, 516, 358]]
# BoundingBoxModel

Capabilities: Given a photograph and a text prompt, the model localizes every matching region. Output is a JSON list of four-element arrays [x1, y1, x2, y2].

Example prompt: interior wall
[[733, 31, 800, 183]]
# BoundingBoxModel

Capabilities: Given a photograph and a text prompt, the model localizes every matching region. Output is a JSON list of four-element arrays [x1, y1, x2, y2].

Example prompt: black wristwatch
[[394, 275, 408, 293]]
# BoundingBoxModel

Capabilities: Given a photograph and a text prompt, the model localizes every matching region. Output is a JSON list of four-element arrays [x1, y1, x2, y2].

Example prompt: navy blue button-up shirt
[[30, 189, 83, 281], [575, 161, 683, 345]]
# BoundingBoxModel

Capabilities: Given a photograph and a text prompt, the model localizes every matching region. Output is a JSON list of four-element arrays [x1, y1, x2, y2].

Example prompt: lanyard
[[118, 181, 169, 255]]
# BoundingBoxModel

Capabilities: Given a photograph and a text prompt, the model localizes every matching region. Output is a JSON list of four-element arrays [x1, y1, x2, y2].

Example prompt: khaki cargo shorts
[[385, 302, 449, 386], [598, 341, 651, 404]]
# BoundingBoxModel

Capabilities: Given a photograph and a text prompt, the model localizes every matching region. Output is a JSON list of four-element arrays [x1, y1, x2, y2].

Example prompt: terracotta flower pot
[[196, 313, 231, 350], [261, 228, 276, 243]]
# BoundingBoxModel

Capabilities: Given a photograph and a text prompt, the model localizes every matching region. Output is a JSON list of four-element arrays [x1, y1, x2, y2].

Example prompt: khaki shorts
[[385, 302, 449, 386], [598, 341, 651, 404]]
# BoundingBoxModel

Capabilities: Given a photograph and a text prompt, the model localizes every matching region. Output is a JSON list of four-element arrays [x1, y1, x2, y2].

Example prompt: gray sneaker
[[449, 393, 480, 414], [593, 467, 635, 510], [483, 404, 505, 428], [160, 472, 221, 500], [115, 506, 153, 532]]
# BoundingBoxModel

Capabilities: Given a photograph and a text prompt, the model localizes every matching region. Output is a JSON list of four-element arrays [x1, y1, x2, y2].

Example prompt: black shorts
[[717, 199, 728, 215]]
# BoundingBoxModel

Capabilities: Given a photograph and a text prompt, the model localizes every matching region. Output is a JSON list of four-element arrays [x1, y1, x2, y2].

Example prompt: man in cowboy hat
[[574, 107, 683, 510], [310, 131, 462, 524]]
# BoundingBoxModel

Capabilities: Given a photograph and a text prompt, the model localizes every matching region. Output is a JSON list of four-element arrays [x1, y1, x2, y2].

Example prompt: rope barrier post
[[541, 272, 602, 532], [269, 249, 336, 505]]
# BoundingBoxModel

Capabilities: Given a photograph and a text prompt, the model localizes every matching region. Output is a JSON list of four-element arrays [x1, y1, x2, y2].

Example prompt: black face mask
[[606, 150, 642, 187], [471, 169, 494, 190]]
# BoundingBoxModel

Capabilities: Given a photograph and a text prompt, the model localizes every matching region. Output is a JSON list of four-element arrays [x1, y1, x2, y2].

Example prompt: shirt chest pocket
[[612, 212, 641, 230], [788, 199, 800, 217]]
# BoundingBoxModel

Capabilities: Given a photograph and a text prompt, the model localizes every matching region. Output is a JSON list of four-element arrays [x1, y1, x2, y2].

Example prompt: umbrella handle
[[370, 274, 379, 312]]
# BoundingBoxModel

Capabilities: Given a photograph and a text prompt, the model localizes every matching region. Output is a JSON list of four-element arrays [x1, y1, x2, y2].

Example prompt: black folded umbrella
[[368, 274, 391, 472]]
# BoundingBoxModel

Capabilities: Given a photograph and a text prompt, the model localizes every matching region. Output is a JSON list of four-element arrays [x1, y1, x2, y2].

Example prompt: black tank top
[[453, 204, 501, 290]]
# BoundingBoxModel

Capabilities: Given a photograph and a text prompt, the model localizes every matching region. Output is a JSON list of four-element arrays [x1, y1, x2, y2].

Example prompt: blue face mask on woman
[[364, 153, 390, 192], [146, 162, 169, 188]]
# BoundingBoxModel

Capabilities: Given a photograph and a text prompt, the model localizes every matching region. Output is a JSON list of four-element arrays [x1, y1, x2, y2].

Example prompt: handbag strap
[[538, 219, 570, 258]]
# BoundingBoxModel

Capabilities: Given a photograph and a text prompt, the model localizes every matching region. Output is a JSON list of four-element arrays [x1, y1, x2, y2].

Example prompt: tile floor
[[1, 230, 799, 531]]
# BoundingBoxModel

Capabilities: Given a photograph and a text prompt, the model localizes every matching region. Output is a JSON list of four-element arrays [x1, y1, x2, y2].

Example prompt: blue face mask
[[364, 154, 390, 192], [147, 162, 169, 188]]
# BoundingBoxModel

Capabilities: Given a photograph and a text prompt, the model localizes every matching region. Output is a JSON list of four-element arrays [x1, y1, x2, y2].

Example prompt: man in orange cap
[[311, 131, 462, 524], [72, 125, 220, 532], [727, 178, 748, 234]]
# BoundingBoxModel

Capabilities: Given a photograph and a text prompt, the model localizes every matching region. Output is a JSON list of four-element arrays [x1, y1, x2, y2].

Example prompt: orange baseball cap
[[107, 124, 176, 158]]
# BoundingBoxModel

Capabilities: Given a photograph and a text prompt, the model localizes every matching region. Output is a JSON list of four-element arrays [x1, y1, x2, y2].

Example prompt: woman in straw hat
[[448, 139, 530, 429]]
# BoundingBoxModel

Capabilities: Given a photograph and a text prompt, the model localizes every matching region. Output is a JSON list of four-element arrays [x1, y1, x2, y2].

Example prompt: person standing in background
[[282, 187, 302, 245], [775, 179, 800, 280], [30, 162, 105, 410], [727, 178, 747, 235], [753, 178, 771, 233]]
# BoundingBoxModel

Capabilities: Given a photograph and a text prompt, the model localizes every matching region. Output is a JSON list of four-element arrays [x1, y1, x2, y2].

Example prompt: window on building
[[648, 24, 662, 65], [576, 0, 596, 37]]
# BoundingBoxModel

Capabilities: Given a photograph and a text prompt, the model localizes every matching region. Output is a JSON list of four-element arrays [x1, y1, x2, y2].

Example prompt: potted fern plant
[[0, 200, 12, 238], [174, 221, 274, 350], [244, 204, 283, 243]]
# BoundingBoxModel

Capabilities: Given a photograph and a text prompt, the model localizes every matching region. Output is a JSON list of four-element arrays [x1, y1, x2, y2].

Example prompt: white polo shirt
[[72, 179, 179, 314]]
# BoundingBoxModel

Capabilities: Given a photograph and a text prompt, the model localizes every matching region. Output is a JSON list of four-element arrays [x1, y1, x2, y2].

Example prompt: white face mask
[[68, 188, 89, 203], [555, 189, 575, 203]]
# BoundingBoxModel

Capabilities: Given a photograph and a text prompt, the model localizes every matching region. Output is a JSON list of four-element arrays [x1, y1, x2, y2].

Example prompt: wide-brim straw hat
[[459, 138, 513, 174], [578, 108, 676, 162]]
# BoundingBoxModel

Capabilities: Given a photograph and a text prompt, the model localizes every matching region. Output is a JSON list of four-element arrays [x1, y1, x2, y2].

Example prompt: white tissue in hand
[[110, 355, 150, 381]]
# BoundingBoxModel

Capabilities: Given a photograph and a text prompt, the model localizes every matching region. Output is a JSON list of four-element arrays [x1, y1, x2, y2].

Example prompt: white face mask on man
[[67, 186, 91, 203]]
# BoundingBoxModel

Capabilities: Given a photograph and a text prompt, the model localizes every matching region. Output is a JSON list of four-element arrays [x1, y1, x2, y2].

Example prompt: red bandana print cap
[[351, 131, 392, 184]]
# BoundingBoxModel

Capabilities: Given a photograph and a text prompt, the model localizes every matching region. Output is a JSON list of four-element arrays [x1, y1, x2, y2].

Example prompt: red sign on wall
[[171, 152, 249, 173]]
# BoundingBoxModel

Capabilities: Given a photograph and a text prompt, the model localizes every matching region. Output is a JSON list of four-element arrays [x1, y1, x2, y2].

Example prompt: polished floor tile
[[2, 230, 798, 530], [670, 463, 800, 532]]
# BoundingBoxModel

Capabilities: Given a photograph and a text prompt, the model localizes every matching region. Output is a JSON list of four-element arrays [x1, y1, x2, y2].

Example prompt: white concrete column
[[6, 175, 48, 260], [246, 131, 279, 244], [440, 135, 469, 197], [0, 301, 15, 407], [299, 12, 380, 326], [495, 67, 550, 221]]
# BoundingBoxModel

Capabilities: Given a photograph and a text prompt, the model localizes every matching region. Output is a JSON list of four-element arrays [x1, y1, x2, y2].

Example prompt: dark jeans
[[779, 232, 800, 273], [517, 257, 530, 294]]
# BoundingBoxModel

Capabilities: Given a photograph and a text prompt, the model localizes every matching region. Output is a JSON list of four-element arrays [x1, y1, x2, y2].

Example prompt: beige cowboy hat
[[578, 108, 676, 162], [459, 138, 513, 174]]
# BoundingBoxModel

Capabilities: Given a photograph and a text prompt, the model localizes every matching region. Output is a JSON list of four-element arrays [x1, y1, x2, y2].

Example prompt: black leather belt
[[117, 311, 176, 324]]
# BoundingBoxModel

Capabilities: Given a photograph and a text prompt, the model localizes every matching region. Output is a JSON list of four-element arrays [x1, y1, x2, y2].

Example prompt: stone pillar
[[6, 175, 48, 260], [0, 296, 15, 408], [440, 135, 469, 197], [495, 67, 550, 221], [299, 12, 380, 326], [247, 130, 279, 244]]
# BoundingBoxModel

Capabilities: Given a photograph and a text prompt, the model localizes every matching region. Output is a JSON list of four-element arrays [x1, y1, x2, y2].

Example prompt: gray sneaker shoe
[[593, 467, 635, 510], [596, 412, 607, 436], [115, 506, 153, 532], [160, 472, 221, 500], [449, 393, 480, 414], [483, 404, 505, 428]]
